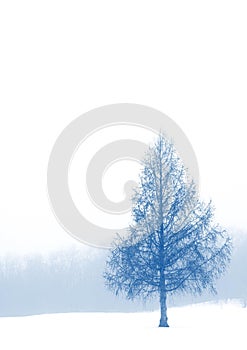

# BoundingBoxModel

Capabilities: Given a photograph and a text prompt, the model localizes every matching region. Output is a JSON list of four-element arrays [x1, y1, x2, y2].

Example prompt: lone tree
[[104, 135, 232, 327]]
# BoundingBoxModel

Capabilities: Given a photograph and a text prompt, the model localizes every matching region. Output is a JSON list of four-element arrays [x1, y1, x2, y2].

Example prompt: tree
[[104, 135, 232, 327]]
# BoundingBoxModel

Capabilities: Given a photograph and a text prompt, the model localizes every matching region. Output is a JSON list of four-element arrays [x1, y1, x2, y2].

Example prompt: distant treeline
[[0, 248, 156, 316], [0, 232, 246, 316]]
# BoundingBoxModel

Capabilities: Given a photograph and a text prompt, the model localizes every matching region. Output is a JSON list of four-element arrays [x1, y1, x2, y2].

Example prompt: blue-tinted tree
[[104, 135, 232, 327]]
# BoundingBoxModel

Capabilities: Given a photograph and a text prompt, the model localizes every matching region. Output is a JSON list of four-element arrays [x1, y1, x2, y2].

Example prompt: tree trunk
[[159, 290, 169, 327]]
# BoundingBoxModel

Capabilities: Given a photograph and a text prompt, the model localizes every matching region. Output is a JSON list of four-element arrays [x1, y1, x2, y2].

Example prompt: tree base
[[158, 323, 169, 328]]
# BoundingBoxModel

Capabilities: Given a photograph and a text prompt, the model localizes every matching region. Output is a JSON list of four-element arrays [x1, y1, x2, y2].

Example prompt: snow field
[[0, 300, 246, 350]]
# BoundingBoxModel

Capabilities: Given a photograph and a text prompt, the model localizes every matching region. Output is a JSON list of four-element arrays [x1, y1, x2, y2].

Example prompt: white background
[[0, 0, 247, 255]]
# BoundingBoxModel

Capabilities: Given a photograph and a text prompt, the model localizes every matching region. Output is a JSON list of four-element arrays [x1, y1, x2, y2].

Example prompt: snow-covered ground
[[0, 300, 246, 350]]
